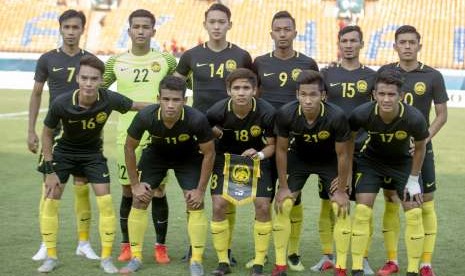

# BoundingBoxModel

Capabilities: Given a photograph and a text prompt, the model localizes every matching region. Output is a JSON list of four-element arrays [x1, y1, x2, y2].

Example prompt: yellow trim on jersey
[[374, 102, 404, 117], [298, 102, 324, 117], [227, 97, 256, 112], [157, 106, 185, 121], [72, 89, 100, 106]]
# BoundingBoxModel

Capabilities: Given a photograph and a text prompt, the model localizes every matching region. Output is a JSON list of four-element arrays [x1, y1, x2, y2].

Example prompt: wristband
[[44, 161, 55, 174], [257, 151, 265, 160]]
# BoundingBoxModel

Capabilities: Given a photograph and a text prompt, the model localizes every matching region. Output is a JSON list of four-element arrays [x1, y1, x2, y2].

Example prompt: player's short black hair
[[129, 9, 156, 27], [159, 76, 187, 97], [79, 55, 105, 75], [296, 70, 325, 91], [395, 25, 421, 42], [338, 25, 363, 42], [59, 9, 86, 28], [271, 10, 296, 29], [226, 68, 258, 89], [205, 3, 231, 21], [375, 70, 403, 92]]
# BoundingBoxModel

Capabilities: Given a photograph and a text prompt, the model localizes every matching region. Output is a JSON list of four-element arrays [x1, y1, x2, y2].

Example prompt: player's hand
[[241, 148, 258, 159], [274, 186, 293, 214], [404, 175, 423, 206], [185, 188, 205, 209], [44, 173, 62, 198], [28, 131, 39, 154], [331, 190, 350, 218], [330, 177, 352, 194], [132, 182, 152, 204]]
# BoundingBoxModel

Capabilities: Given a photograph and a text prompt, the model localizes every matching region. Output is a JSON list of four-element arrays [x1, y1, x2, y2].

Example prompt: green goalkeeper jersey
[[102, 49, 177, 144]]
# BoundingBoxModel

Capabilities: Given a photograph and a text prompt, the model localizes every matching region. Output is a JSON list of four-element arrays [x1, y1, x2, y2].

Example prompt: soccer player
[[206, 68, 275, 276], [174, 3, 252, 263], [101, 9, 177, 263], [28, 9, 99, 262], [37, 55, 147, 273], [320, 25, 376, 275], [120, 76, 215, 276], [272, 70, 351, 276], [377, 25, 448, 276], [251, 11, 319, 271], [349, 70, 429, 276]]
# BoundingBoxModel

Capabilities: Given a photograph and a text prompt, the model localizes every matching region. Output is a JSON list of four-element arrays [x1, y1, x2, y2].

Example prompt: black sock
[[152, 195, 169, 245], [119, 195, 132, 243], [294, 193, 302, 205]]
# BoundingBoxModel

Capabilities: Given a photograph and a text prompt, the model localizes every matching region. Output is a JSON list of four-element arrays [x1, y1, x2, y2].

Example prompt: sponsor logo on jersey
[[317, 130, 330, 140], [291, 68, 302, 81], [357, 80, 368, 93], [250, 125, 262, 137], [225, 59, 237, 72], [395, 130, 408, 140], [414, 82, 426, 95], [96, 112, 108, 124]]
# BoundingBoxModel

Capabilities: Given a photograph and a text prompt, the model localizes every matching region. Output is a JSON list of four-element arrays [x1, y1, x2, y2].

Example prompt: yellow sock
[[225, 203, 236, 249], [288, 203, 303, 256], [188, 209, 208, 263], [74, 184, 91, 242], [332, 202, 351, 269], [365, 214, 374, 258], [41, 199, 60, 259], [96, 195, 116, 259], [128, 207, 148, 260], [421, 200, 436, 264], [383, 201, 400, 261], [351, 204, 372, 270], [319, 199, 334, 255], [272, 198, 293, 266], [254, 220, 272, 265], [211, 220, 230, 264], [405, 208, 424, 273]]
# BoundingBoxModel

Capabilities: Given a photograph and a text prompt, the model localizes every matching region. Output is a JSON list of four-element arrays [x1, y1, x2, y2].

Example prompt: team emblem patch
[[232, 164, 251, 184], [222, 154, 259, 206], [225, 60, 237, 72], [395, 130, 407, 140], [291, 68, 302, 81], [317, 130, 330, 140], [357, 80, 368, 93], [250, 125, 262, 137], [95, 112, 108, 124], [414, 82, 426, 95], [178, 133, 190, 142], [151, 62, 161, 72]]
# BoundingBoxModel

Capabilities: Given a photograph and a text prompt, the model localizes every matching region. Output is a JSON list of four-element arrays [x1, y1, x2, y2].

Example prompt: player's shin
[[332, 202, 351, 269], [41, 199, 60, 259], [272, 198, 293, 266], [319, 199, 335, 255], [405, 208, 424, 273], [188, 209, 208, 263], [211, 220, 230, 264], [288, 201, 303, 256], [254, 220, 272, 265], [74, 184, 91, 241], [351, 204, 372, 270], [128, 207, 149, 260], [225, 203, 236, 248], [96, 194, 116, 259], [421, 200, 437, 264], [383, 201, 400, 261]]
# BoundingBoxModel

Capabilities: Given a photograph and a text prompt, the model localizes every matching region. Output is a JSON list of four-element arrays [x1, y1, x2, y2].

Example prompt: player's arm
[[27, 81, 45, 153], [173, 71, 187, 81], [404, 138, 427, 205], [41, 125, 61, 197], [274, 135, 293, 213], [173, 51, 191, 81], [101, 56, 117, 89], [124, 134, 152, 203], [427, 102, 447, 143], [241, 137, 275, 159], [130, 101, 152, 111], [333, 140, 352, 217]]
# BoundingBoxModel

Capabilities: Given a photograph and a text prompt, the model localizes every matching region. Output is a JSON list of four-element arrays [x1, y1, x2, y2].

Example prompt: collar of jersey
[[374, 102, 404, 118], [396, 61, 424, 71], [72, 89, 100, 106], [227, 97, 256, 113], [157, 106, 185, 121], [298, 102, 325, 117]]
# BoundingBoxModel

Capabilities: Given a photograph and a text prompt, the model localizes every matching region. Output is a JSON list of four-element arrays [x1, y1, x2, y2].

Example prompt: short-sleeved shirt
[[102, 49, 177, 143], [349, 101, 429, 165], [378, 62, 449, 125], [206, 98, 275, 154], [127, 104, 214, 161], [34, 48, 93, 103], [253, 51, 319, 109], [44, 89, 133, 154], [176, 42, 253, 113], [275, 101, 351, 163]]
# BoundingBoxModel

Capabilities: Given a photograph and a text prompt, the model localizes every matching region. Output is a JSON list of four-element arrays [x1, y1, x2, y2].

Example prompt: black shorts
[[354, 156, 414, 200], [210, 154, 274, 198], [138, 152, 202, 190], [38, 151, 109, 184], [287, 151, 337, 199], [421, 142, 436, 193]]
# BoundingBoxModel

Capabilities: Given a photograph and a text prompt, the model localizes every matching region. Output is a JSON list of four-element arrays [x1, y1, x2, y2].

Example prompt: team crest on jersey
[[414, 82, 426, 95], [178, 133, 190, 142], [95, 112, 108, 124], [395, 130, 407, 140], [250, 125, 262, 137], [231, 164, 251, 185], [151, 62, 161, 72], [357, 80, 368, 93], [225, 60, 237, 72], [291, 68, 302, 81], [317, 130, 330, 140]]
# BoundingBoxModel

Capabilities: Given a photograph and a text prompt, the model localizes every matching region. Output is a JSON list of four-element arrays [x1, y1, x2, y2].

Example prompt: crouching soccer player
[[349, 70, 428, 276], [38, 55, 148, 273], [120, 76, 215, 276]]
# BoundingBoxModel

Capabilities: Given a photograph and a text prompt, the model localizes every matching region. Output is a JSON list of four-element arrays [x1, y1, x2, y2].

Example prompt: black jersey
[[275, 101, 351, 163], [34, 48, 94, 103], [349, 101, 429, 164], [176, 42, 253, 113], [206, 98, 275, 154], [127, 104, 214, 160], [378, 62, 448, 125], [253, 51, 319, 110], [44, 89, 133, 154]]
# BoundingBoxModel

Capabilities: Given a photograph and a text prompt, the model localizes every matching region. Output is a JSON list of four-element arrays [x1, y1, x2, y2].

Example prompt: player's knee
[[152, 186, 166, 198], [133, 198, 150, 210], [422, 192, 434, 202], [254, 201, 271, 221], [405, 207, 423, 226], [354, 204, 372, 223]]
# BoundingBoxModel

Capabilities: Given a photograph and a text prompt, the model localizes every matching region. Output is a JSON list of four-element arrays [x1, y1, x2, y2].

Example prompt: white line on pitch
[[0, 108, 47, 118]]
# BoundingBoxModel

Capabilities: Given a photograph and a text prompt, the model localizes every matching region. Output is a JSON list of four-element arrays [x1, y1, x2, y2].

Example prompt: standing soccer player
[[349, 70, 429, 276], [38, 55, 147, 273], [102, 9, 177, 264], [252, 11, 319, 271], [272, 70, 351, 276], [206, 68, 275, 276], [28, 9, 99, 262], [121, 76, 215, 275], [320, 25, 376, 275], [376, 25, 448, 276]]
